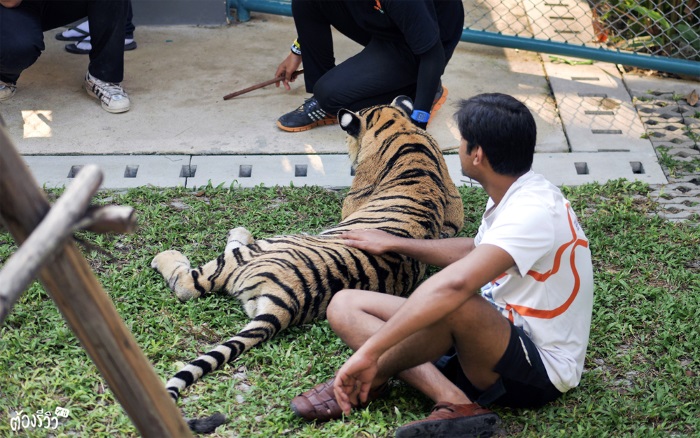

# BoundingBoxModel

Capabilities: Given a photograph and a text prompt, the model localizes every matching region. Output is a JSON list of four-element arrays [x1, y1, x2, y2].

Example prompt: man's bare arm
[[0, 0, 23, 8], [339, 229, 475, 268]]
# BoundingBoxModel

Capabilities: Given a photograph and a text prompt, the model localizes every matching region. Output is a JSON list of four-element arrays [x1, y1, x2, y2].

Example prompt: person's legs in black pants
[[61, 0, 135, 57], [0, 0, 127, 84], [281, 0, 420, 131], [56, 0, 134, 48], [292, 0, 370, 93], [0, 2, 52, 85], [277, 0, 373, 131], [0, 0, 129, 111], [125, 1, 135, 39], [79, 0, 130, 112], [83, 0, 128, 83], [314, 38, 420, 115]]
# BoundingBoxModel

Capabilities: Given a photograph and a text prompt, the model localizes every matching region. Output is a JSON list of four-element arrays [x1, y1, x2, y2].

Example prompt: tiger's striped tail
[[166, 315, 281, 401]]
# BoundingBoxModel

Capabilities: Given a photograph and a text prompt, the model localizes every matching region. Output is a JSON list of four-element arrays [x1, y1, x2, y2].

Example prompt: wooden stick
[[0, 164, 102, 325], [0, 126, 192, 437], [76, 205, 137, 234], [223, 69, 304, 100]]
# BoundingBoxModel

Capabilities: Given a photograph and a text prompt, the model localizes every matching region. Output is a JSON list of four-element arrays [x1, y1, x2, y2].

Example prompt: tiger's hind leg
[[151, 227, 254, 302], [225, 227, 254, 253]]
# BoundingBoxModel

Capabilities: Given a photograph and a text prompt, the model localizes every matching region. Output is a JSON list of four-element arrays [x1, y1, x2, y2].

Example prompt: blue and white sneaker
[[277, 97, 337, 132]]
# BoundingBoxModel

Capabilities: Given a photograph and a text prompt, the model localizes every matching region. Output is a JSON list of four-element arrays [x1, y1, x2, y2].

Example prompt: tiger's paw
[[151, 250, 199, 301], [151, 250, 190, 273], [225, 227, 254, 252]]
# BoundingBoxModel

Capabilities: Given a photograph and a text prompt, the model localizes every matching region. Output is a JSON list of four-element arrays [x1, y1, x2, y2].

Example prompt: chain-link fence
[[227, 0, 700, 75], [463, 0, 699, 61]]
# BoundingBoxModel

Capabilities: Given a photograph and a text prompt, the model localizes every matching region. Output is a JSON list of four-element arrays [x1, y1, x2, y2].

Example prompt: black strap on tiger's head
[[339, 95, 414, 138]]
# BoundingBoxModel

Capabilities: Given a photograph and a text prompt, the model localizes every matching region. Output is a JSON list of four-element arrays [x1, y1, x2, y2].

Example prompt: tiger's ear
[[391, 95, 414, 117], [338, 109, 362, 137]]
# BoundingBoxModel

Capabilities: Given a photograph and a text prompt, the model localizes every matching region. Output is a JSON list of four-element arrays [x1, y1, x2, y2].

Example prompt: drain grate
[[67, 165, 83, 178], [124, 165, 139, 178], [294, 164, 308, 177], [592, 129, 623, 134], [180, 165, 197, 178], [239, 164, 252, 178], [574, 162, 589, 175], [20, 153, 668, 190]]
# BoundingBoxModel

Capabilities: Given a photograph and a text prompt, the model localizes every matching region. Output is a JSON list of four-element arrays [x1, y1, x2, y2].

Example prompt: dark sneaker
[[395, 401, 499, 438], [277, 97, 337, 132], [290, 377, 390, 422]]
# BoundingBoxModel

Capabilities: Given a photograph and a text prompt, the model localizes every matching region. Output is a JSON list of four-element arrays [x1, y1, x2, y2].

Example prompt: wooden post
[[0, 164, 103, 324], [0, 126, 192, 437]]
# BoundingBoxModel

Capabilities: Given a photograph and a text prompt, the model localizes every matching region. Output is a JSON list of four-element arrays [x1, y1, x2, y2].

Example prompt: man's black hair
[[454, 93, 536, 176]]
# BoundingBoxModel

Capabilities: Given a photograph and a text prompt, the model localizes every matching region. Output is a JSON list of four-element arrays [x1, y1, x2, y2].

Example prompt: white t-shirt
[[475, 171, 593, 393]]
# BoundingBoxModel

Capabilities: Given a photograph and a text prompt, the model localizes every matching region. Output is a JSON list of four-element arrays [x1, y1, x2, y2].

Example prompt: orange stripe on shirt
[[503, 205, 589, 319], [491, 272, 507, 285], [526, 203, 580, 282]]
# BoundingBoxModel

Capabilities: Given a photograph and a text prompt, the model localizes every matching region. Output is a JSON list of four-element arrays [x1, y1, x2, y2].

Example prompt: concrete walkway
[[0, 14, 698, 220]]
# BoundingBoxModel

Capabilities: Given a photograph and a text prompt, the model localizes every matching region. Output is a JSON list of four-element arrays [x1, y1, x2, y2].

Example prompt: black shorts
[[434, 322, 563, 408]]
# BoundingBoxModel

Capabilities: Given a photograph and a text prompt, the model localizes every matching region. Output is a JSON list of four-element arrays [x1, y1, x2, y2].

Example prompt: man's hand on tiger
[[339, 229, 401, 255]]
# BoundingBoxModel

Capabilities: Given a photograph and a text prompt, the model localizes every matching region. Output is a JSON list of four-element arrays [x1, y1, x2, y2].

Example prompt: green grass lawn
[[1, 180, 698, 437]]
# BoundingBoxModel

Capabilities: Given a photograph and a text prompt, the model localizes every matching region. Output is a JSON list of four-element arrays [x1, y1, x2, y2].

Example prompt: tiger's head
[[338, 96, 416, 170]]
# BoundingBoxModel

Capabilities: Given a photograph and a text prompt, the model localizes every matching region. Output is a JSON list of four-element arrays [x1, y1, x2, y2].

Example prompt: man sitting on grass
[[290, 93, 594, 437]]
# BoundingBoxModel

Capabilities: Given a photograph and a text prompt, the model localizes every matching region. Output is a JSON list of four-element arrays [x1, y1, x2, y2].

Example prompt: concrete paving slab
[[544, 59, 652, 153], [623, 75, 700, 98], [2, 13, 695, 194], [0, 15, 564, 157], [532, 151, 666, 186]]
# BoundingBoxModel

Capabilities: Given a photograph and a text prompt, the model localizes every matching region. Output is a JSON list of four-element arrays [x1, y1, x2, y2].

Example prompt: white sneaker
[[0, 80, 17, 102], [84, 72, 130, 113]]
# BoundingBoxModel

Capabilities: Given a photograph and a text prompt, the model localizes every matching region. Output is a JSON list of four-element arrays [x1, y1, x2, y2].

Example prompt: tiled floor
[[630, 88, 700, 223]]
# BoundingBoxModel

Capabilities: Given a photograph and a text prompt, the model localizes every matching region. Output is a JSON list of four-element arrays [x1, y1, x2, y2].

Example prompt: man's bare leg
[[326, 288, 512, 402]]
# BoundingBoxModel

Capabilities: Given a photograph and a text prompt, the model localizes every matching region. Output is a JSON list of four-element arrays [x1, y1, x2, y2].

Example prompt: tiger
[[150, 95, 464, 417]]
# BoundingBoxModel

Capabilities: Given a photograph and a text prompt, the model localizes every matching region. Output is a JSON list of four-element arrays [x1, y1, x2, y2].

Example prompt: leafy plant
[[597, 0, 700, 61]]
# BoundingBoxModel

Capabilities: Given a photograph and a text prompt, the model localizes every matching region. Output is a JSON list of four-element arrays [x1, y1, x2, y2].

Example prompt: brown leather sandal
[[290, 377, 390, 422]]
